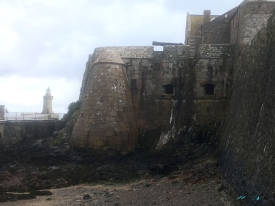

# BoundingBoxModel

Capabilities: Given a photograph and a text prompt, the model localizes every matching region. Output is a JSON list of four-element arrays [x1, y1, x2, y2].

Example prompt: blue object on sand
[[237, 196, 246, 200]]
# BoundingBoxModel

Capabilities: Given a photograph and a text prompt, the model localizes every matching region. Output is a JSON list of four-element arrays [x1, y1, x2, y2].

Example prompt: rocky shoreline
[[0, 141, 233, 205], [0, 130, 237, 205]]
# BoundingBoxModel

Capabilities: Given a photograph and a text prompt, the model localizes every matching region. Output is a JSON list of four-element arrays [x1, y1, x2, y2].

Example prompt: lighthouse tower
[[41, 87, 54, 114]]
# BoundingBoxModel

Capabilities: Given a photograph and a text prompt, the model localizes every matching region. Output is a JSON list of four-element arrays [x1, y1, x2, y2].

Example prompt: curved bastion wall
[[71, 50, 138, 153]]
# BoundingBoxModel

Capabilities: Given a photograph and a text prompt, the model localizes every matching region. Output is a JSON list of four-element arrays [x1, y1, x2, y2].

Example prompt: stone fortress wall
[[71, 0, 275, 203], [73, 43, 233, 153], [220, 9, 275, 206], [233, 0, 275, 44], [75, 1, 274, 154]]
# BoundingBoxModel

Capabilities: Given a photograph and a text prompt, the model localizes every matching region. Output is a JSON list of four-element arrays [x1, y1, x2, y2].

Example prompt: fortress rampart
[[72, 44, 233, 153]]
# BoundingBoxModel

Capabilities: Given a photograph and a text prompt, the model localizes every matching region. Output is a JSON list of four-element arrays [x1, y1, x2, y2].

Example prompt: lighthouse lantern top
[[46, 87, 51, 95]]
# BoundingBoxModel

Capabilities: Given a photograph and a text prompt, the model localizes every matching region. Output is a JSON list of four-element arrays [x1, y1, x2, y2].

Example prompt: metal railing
[[3, 112, 65, 121]]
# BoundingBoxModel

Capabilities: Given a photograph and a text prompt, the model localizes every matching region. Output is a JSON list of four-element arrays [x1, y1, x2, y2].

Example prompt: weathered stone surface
[[94, 50, 125, 65], [71, 50, 138, 153], [220, 10, 275, 205], [231, 0, 275, 45]]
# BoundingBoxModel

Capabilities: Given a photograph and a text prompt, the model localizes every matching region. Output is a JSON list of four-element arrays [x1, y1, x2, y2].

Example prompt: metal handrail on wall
[[4, 112, 65, 121]]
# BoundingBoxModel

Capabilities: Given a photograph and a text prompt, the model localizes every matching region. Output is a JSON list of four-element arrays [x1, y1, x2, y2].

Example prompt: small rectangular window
[[205, 83, 214, 95], [163, 84, 174, 94]]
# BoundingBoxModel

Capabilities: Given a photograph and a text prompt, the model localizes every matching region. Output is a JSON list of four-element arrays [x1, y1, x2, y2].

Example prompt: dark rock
[[83, 194, 91, 200], [144, 183, 151, 187]]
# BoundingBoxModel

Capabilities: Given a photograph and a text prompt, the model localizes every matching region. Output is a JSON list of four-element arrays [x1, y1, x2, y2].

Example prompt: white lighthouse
[[41, 87, 54, 114]]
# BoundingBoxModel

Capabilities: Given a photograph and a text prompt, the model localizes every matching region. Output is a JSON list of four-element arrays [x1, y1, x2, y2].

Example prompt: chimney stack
[[204, 10, 211, 23]]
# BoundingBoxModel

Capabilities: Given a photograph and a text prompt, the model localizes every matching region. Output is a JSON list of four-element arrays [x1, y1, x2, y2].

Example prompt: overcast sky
[[0, 0, 243, 114]]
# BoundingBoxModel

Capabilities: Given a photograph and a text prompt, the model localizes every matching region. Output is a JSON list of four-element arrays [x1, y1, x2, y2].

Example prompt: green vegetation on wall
[[63, 101, 81, 121]]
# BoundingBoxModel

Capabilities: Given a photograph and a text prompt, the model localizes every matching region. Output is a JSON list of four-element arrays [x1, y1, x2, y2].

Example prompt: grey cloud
[[0, 0, 243, 113], [0, 0, 242, 80]]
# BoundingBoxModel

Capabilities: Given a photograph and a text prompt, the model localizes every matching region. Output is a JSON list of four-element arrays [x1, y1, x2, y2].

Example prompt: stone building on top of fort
[[71, 0, 275, 154]]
